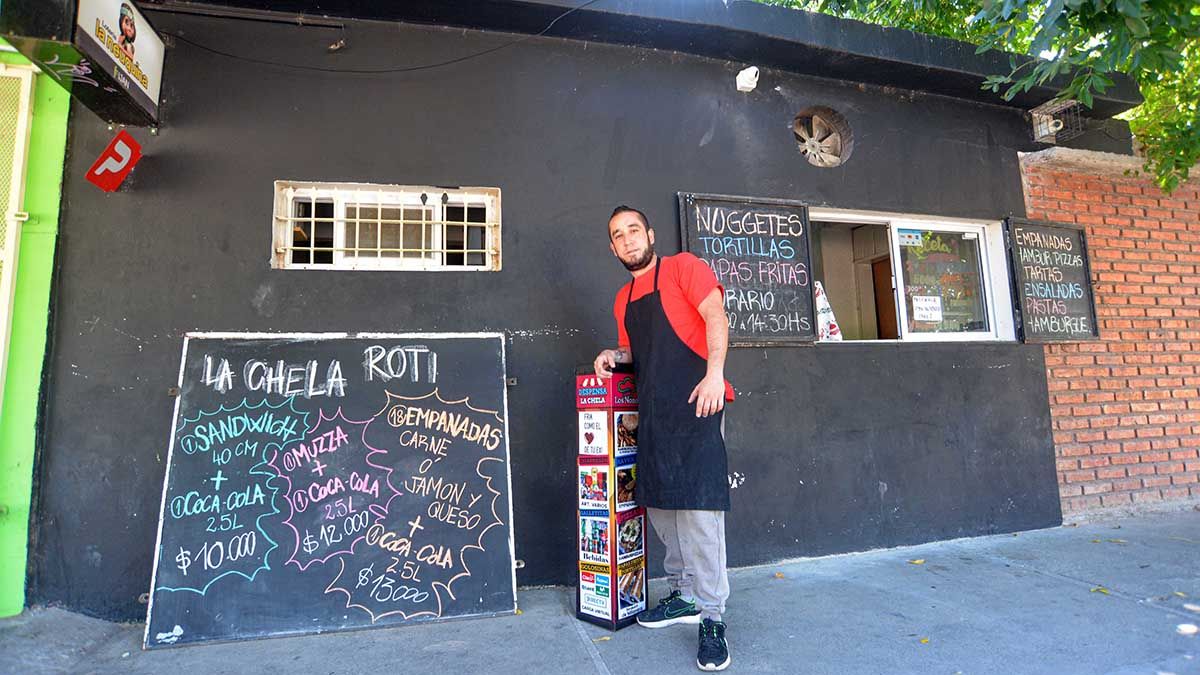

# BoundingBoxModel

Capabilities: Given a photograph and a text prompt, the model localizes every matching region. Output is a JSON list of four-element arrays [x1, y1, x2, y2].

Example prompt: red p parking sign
[[85, 130, 142, 192]]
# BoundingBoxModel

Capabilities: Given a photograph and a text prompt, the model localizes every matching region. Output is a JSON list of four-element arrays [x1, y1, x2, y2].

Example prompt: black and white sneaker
[[636, 590, 702, 628], [697, 618, 730, 671]]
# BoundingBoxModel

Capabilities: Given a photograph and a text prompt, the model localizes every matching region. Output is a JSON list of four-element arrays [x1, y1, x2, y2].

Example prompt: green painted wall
[[0, 46, 69, 617]]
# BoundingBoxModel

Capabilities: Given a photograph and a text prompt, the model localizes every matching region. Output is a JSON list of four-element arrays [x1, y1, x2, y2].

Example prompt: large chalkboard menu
[[1006, 218, 1100, 342], [145, 333, 515, 648], [677, 193, 816, 344]]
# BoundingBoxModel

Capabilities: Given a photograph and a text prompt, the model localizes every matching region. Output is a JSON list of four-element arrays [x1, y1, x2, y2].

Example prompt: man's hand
[[594, 349, 618, 377], [594, 347, 632, 377], [688, 373, 725, 418]]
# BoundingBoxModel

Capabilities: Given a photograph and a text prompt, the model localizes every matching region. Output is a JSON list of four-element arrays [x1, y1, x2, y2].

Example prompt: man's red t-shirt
[[614, 253, 735, 401]]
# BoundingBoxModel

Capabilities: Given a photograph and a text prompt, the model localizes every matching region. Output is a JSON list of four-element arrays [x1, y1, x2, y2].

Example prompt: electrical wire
[[163, 0, 604, 74]]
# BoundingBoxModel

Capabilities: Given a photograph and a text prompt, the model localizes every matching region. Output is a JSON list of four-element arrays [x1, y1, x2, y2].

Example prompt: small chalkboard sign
[[677, 193, 816, 345], [144, 333, 515, 648], [1006, 218, 1100, 342]]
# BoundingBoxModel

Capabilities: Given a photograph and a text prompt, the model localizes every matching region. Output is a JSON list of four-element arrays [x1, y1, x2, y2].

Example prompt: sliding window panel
[[891, 222, 999, 341]]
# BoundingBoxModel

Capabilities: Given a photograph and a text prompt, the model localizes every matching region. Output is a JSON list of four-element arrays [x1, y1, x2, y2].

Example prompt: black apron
[[624, 259, 730, 511]]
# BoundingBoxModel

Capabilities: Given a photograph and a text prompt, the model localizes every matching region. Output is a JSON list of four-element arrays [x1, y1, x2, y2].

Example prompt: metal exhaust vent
[[1030, 99, 1085, 144], [793, 106, 853, 168]]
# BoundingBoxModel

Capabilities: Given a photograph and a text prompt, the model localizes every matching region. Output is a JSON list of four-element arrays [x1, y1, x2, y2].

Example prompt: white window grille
[[271, 181, 501, 271], [0, 64, 36, 420]]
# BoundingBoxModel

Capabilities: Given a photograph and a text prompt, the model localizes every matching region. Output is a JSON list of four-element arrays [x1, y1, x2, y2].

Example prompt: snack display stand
[[575, 365, 647, 630]]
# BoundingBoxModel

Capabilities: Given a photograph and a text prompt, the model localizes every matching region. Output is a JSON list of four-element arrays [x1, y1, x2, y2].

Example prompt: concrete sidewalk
[[3, 509, 1198, 675]]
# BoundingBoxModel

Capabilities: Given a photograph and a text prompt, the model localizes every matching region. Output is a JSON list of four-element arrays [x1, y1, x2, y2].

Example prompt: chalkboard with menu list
[[1006, 218, 1100, 342], [144, 333, 515, 648], [677, 193, 816, 345]]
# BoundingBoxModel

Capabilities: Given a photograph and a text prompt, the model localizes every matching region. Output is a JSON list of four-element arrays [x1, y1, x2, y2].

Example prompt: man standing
[[594, 205, 734, 672]]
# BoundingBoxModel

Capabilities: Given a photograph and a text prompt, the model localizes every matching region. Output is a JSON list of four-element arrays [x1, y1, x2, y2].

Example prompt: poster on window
[[580, 515, 610, 565], [614, 411, 639, 457], [578, 410, 608, 456], [579, 567, 612, 620]]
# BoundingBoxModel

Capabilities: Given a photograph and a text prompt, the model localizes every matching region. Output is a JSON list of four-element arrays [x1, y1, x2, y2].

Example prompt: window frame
[[272, 181, 501, 272], [808, 207, 1015, 343], [888, 218, 998, 342]]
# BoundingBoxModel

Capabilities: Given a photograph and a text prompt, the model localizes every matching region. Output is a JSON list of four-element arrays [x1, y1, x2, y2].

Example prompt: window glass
[[401, 207, 432, 260], [445, 205, 488, 266], [467, 206, 487, 267], [379, 219, 402, 258], [347, 205, 375, 258], [292, 199, 334, 264], [896, 229, 988, 333], [348, 206, 433, 260]]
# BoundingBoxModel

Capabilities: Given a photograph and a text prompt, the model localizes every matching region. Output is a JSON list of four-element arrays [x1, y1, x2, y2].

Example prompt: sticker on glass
[[898, 229, 924, 247]]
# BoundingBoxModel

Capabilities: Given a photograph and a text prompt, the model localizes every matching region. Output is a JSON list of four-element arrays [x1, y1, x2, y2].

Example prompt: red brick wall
[[1021, 151, 1200, 515]]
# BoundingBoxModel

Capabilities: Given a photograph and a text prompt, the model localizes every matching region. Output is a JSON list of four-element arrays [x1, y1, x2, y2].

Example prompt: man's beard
[[620, 244, 655, 272]]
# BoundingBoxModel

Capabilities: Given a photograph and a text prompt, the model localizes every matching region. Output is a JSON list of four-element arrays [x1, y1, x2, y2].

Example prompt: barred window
[[272, 181, 501, 271]]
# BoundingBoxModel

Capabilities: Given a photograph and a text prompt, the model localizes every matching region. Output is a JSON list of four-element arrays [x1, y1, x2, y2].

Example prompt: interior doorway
[[872, 258, 899, 339]]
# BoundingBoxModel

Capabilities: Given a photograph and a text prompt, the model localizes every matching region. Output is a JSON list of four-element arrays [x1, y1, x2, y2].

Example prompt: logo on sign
[[85, 130, 142, 192], [577, 375, 608, 405], [614, 374, 637, 406]]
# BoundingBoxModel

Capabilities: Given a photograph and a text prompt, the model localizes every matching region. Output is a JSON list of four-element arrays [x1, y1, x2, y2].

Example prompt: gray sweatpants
[[646, 507, 729, 621]]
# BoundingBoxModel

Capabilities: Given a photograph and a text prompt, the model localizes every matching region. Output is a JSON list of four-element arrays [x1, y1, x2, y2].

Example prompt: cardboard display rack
[[575, 366, 646, 629]]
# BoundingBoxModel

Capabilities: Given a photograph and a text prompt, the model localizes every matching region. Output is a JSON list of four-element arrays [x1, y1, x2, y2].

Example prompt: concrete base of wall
[[1063, 495, 1200, 524]]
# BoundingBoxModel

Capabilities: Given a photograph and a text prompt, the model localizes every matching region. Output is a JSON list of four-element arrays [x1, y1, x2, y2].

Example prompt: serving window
[[810, 209, 1014, 342]]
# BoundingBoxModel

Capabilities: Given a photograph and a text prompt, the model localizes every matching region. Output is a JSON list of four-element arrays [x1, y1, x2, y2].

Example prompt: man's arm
[[593, 346, 633, 378], [688, 288, 729, 417]]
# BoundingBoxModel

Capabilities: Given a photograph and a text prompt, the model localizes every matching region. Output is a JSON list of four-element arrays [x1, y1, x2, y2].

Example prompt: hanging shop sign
[[74, 0, 164, 120], [0, 0, 164, 125]]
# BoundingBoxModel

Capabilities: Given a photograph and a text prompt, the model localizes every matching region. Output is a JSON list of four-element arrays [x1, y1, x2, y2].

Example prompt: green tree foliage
[[757, 0, 1200, 192]]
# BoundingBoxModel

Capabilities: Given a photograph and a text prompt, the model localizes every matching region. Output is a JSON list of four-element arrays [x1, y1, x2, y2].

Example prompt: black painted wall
[[32, 13, 1059, 620]]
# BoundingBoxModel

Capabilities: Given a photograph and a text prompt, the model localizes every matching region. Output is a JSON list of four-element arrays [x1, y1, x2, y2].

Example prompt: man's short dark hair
[[610, 205, 649, 229]]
